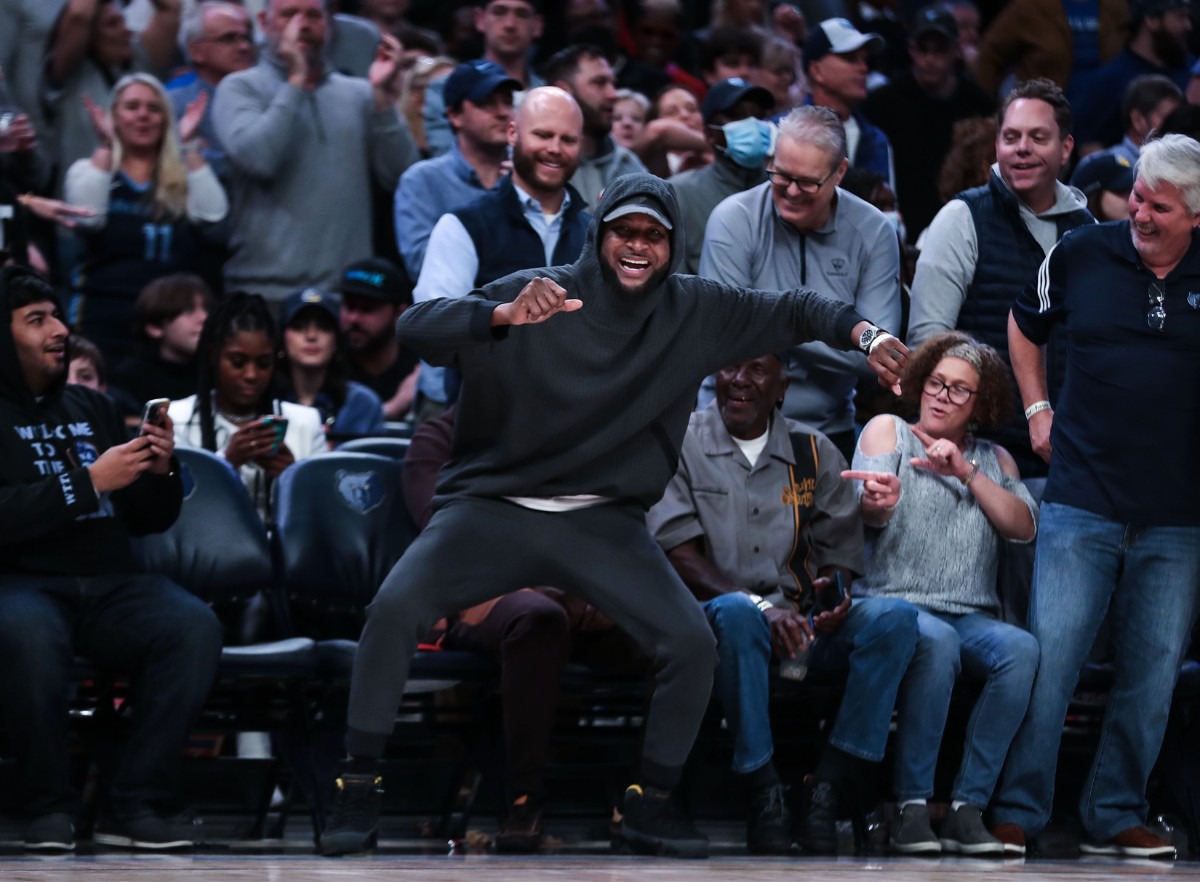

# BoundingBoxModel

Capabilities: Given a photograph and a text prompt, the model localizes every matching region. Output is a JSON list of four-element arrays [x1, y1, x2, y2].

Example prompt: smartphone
[[259, 416, 288, 454], [811, 571, 847, 618], [140, 398, 170, 434]]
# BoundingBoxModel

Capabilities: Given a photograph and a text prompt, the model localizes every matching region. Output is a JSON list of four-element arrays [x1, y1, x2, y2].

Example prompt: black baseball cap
[[910, 5, 958, 41], [339, 258, 413, 305]]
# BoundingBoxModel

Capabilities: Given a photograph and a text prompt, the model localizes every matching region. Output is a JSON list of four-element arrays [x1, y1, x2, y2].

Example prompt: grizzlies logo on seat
[[336, 469, 383, 514]]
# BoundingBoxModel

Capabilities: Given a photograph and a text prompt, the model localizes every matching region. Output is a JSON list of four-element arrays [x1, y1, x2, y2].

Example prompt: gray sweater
[[398, 173, 863, 509], [212, 55, 417, 301], [699, 182, 901, 435], [851, 415, 1038, 616]]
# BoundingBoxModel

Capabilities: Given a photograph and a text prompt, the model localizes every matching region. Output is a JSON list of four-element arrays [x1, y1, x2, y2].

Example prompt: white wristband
[[867, 332, 896, 355], [1024, 400, 1051, 421]]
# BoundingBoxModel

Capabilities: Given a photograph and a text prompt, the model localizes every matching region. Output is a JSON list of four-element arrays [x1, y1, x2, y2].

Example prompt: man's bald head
[[509, 87, 584, 199]]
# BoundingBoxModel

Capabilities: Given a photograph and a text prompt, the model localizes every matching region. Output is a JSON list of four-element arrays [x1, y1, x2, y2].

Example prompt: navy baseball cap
[[339, 257, 413, 305], [281, 287, 341, 328], [443, 59, 521, 110], [701, 78, 775, 124], [1071, 152, 1135, 195]]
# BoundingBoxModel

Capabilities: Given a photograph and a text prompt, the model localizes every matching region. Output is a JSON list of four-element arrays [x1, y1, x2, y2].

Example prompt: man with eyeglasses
[[700, 104, 901, 462], [992, 133, 1200, 860], [169, 1, 255, 181], [908, 78, 1093, 477]]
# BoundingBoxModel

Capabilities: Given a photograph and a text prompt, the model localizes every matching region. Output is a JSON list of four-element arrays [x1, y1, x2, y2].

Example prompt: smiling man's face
[[716, 354, 787, 440], [599, 213, 672, 296], [12, 300, 69, 396]]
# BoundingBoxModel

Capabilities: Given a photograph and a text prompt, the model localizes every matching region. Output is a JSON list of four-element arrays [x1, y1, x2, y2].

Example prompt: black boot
[[797, 748, 876, 855], [747, 782, 792, 854], [319, 770, 383, 856]]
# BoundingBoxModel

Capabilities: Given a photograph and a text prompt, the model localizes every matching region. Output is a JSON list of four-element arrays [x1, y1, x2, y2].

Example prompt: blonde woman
[[65, 72, 227, 366], [400, 55, 457, 158]]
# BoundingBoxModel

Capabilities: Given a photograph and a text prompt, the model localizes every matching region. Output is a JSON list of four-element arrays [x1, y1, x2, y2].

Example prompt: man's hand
[[140, 413, 176, 475], [178, 91, 208, 143], [772, 1, 806, 43], [88, 437, 157, 493], [278, 13, 311, 86], [854, 322, 909, 395], [810, 574, 851, 634], [491, 277, 583, 326], [1028, 408, 1053, 463], [369, 34, 405, 111], [764, 606, 813, 659]]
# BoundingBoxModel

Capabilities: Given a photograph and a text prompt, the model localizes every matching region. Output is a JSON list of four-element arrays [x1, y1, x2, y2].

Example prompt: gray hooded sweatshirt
[[397, 172, 865, 510]]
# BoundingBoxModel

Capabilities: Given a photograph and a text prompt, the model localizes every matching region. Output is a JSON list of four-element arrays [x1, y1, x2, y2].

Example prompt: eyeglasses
[[203, 31, 253, 46], [765, 165, 837, 195], [1147, 280, 1166, 331], [922, 376, 977, 405]]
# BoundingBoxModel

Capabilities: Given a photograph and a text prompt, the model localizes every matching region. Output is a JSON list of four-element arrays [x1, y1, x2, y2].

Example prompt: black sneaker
[[797, 776, 839, 854], [319, 773, 383, 856], [24, 813, 75, 851], [94, 812, 199, 849], [618, 784, 709, 858], [889, 803, 941, 855], [747, 782, 792, 854], [939, 804, 1004, 856], [494, 799, 544, 853]]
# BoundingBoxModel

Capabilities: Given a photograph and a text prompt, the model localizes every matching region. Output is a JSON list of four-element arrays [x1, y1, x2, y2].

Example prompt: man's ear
[[145, 322, 165, 341]]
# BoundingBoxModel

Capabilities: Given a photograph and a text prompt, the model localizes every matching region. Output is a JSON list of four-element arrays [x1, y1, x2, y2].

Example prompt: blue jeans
[[891, 607, 1039, 804], [704, 593, 918, 773], [992, 502, 1200, 839], [0, 574, 223, 819]]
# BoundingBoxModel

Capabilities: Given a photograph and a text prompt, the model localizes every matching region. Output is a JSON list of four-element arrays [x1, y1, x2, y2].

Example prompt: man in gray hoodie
[[212, 0, 417, 304], [317, 172, 909, 859]]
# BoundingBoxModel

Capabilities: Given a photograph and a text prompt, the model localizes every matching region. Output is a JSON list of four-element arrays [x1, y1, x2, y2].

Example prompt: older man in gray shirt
[[700, 105, 901, 461]]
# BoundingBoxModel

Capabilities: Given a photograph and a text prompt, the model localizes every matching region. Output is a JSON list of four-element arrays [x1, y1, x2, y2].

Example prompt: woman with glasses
[[844, 330, 1040, 856]]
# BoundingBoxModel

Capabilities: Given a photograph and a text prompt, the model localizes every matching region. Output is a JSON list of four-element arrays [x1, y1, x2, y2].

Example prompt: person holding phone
[[847, 330, 1040, 856], [168, 292, 324, 522], [647, 352, 923, 855]]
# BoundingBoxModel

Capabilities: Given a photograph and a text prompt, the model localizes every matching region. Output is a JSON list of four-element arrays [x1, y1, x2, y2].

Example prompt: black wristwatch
[[857, 325, 886, 354]]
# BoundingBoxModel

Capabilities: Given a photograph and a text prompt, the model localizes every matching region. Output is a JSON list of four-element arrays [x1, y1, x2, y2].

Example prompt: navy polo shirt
[[1012, 222, 1200, 526]]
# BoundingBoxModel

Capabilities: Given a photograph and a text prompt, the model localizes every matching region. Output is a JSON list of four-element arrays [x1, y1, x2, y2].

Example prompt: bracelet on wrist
[[1024, 400, 1051, 420], [746, 592, 775, 612], [17, 192, 34, 208], [962, 459, 980, 487]]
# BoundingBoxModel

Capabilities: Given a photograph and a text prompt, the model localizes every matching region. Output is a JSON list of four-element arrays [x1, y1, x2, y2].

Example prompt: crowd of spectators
[[1, 0, 1200, 864]]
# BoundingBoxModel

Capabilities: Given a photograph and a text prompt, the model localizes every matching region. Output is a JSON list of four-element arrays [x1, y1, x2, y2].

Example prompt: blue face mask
[[721, 117, 776, 169]]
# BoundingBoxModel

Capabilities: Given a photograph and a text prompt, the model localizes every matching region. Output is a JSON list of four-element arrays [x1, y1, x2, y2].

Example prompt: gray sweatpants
[[346, 496, 717, 781]]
